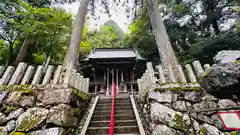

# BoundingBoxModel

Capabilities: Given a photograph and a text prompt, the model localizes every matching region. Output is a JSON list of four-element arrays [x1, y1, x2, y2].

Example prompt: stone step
[[94, 134, 139, 135], [98, 98, 130, 103], [91, 115, 136, 121], [86, 126, 139, 134], [96, 103, 132, 107], [90, 134, 139, 135], [94, 108, 133, 113], [94, 106, 133, 111], [89, 120, 138, 127], [93, 110, 134, 116], [97, 101, 131, 105]]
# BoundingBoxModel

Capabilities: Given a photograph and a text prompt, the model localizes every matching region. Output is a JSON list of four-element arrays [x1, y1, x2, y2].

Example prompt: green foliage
[[123, 0, 240, 65], [80, 25, 123, 55], [173, 113, 190, 132], [122, 7, 159, 64], [173, 113, 209, 135], [0, 40, 8, 64], [0, 0, 72, 65]]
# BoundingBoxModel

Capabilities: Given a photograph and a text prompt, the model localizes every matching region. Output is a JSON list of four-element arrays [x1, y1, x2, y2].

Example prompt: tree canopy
[[122, 0, 240, 65], [0, 0, 239, 66]]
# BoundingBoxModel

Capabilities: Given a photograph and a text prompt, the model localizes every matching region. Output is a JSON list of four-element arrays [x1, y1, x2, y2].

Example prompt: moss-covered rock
[[28, 127, 65, 135], [0, 85, 29, 92], [168, 87, 202, 91], [0, 127, 7, 135], [47, 104, 79, 127], [0, 113, 7, 125], [0, 91, 8, 104], [72, 89, 91, 102], [199, 62, 240, 98], [6, 108, 24, 121], [5, 120, 16, 132], [37, 89, 78, 106], [5, 91, 36, 107], [0, 105, 19, 114], [9, 132, 26, 135], [16, 107, 49, 132]]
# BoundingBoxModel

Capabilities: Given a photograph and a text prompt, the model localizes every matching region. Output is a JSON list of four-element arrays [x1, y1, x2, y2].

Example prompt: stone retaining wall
[[0, 85, 91, 135], [136, 89, 239, 135]]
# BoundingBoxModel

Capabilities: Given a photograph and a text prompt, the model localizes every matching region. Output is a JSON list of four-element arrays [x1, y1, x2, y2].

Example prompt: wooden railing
[[0, 62, 89, 92], [137, 60, 211, 97]]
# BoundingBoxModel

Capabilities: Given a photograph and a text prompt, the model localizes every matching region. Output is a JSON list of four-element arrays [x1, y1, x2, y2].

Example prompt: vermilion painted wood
[[109, 83, 116, 135]]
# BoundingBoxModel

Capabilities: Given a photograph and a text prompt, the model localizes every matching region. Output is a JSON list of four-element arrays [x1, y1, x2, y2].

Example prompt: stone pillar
[[75, 73, 80, 90], [9, 62, 27, 85], [42, 65, 54, 85], [192, 60, 204, 78], [143, 71, 148, 89], [85, 78, 89, 93], [21, 66, 35, 85], [31, 65, 43, 85], [106, 68, 109, 95], [0, 66, 15, 85], [68, 70, 74, 87], [94, 85, 98, 95], [185, 64, 199, 87], [146, 62, 156, 85], [53, 65, 62, 84], [63, 62, 73, 85], [82, 78, 86, 92], [167, 65, 179, 87], [203, 64, 211, 71], [137, 79, 141, 93], [79, 75, 83, 91], [176, 65, 187, 84], [156, 65, 166, 84]]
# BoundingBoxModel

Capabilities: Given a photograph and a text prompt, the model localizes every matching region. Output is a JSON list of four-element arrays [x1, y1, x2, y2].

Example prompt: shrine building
[[83, 48, 145, 95]]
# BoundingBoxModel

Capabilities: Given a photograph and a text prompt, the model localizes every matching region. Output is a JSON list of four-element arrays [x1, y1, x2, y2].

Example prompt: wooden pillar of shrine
[[106, 68, 109, 95], [116, 68, 119, 94]]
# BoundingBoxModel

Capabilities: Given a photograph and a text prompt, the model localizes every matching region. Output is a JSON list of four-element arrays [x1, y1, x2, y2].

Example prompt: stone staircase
[[86, 94, 140, 135]]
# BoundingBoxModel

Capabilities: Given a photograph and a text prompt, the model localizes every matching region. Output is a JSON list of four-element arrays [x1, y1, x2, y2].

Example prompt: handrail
[[109, 83, 116, 135], [80, 96, 99, 135], [130, 95, 146, 135]]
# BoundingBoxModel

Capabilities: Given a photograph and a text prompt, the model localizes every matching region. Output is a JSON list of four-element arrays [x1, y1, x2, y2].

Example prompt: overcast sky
[[56, 1, 134, 32]]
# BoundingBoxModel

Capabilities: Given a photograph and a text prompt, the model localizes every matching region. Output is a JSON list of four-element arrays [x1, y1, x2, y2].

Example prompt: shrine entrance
[[83, 48, 145, 95]]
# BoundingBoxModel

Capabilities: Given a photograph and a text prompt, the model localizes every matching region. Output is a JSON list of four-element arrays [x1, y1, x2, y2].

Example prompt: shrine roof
[[85, 48, 145, 60]]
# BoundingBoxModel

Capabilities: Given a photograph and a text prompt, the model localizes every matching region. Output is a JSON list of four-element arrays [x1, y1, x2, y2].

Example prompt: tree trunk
[[63, 0, 90, 68], [15, 36, 34, 64], [146, 0, 179, 69]]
